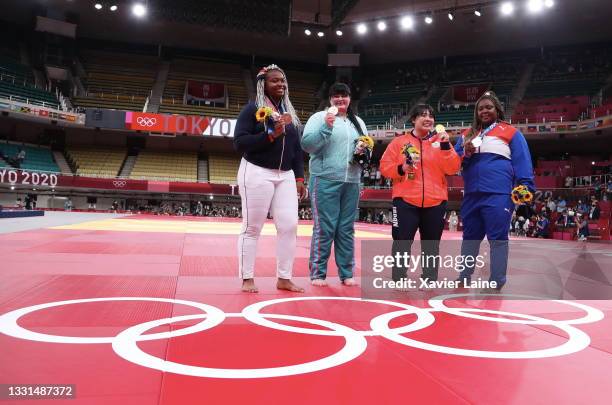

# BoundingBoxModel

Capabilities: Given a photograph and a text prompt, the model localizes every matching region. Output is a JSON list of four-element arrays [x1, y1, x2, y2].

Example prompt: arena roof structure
[[3, 0, 612, 63]]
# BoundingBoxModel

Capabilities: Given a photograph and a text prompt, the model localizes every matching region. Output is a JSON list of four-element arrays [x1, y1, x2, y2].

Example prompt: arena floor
[[1, 213, 611, 404]]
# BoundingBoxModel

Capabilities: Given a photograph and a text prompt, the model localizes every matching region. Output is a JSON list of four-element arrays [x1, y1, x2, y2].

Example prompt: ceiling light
[[304, 29, 311, 36], [400, 16, 414, 30], [448, 12, 454, 21], [527, 0, 544, 13], [424, 15, 433, 24], [356, 23, 367, 35], [94, 3, 103, 10], [132, 3, 147, 18], [475, 9, 482, 17], [317, 31, 324, 37], [110, 5, 118, 11], [544, 0, 554, 8], [501, 2, 515, 16], [377, 21, 387, 31], [336, 29, 343, 36]]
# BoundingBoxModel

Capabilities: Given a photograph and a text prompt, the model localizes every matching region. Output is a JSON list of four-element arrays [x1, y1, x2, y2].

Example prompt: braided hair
[[255, 64, 301, 128]]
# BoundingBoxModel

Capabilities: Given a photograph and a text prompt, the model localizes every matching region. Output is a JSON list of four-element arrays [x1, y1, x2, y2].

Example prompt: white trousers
[[237, 158, 298, 279]]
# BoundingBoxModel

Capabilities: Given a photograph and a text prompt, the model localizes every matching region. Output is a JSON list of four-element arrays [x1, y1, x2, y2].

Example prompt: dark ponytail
[[347, 105, 365, 136]]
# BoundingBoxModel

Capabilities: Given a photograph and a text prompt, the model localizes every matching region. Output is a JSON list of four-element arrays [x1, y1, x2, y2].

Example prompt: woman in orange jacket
[[380, 104, 461, 284]]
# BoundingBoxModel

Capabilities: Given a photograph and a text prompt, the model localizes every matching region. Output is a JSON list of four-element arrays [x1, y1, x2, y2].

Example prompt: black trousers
[[391, 198, 447, 282]]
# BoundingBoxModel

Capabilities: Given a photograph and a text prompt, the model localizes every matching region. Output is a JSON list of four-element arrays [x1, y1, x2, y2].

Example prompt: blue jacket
[[301, 111, 368, 184], [233, 102, 304, 178], [454, 122, 535, 195]]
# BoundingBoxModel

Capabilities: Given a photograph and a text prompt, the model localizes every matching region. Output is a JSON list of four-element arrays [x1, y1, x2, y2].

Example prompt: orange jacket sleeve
[[437, 144, 461, 175], [380, 138, 404, 181]]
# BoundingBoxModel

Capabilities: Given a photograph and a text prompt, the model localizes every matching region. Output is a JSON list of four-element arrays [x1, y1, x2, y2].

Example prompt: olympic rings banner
[[0, 295, 604, 379], [55, 176, 232, 194], [125, 112, 237, 137], [57, 175, 149, 191], [0, 170, 233, 194]]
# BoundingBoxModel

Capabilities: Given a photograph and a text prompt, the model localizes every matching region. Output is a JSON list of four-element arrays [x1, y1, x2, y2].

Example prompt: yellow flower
[[511, 185, 533, 204], [358, 135, 374, 150], [255, 107, 273, 122], [401, 144, 419, 157]]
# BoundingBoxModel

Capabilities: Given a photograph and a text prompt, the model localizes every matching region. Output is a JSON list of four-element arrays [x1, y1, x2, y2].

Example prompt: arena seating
[[525, 45, 609, 101], [159, 58, 247, 119], [0, 55, 34, 85], [0, 56, 59, 108], [129, 150, 198, 182], [512, 96, 588, 123], [524, 78, 604, 100], [208, 154, 241, 184], [65, 146, 127, 178], [359, 61, 443, 128], [0, 143, 59, 172], [431, 57, 522, 126], [370, 56, 521, 127], [441, 57, 522, 84], [535, 156, 611, 178], [591, 103, 612, 118], [283, 69, 322, 124], [72, 49, 157, 111], [360, 83, 426, 128], [0, 79, 59, 108], [434, 106, 475, 127]]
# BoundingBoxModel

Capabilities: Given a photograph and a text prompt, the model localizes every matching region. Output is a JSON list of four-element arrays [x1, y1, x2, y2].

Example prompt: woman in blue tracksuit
[[301, 83, 367, 287], [454, 91, 535, 291]]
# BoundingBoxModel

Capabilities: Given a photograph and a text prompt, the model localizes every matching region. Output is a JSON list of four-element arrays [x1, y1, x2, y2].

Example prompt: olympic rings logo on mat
[[0, 296, 603, 379], [112, 180, 127, 188], [136, 117, 157, 127]]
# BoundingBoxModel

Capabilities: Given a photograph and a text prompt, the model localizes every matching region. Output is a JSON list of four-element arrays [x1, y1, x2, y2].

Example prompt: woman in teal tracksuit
[[301, 83, 367, 287]]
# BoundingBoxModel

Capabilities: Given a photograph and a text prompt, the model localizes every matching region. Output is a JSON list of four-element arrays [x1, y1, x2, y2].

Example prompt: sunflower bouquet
[[255, 106, 273, 122], [352, 135, 374, 167], [511, 185, 533, 205], [255, 106, 281, 135], [401, 143, 420, 179]]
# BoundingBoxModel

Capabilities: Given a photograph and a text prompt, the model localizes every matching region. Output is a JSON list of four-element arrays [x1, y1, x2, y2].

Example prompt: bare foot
[[241, 278, 258, 293], [311, 279, 328, 287], [277, 278, 305, 293], [342, 278, 358, 287]]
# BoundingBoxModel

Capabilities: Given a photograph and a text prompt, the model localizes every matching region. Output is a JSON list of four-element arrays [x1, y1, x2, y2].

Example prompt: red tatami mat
[[1, 215, 611, 404]]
